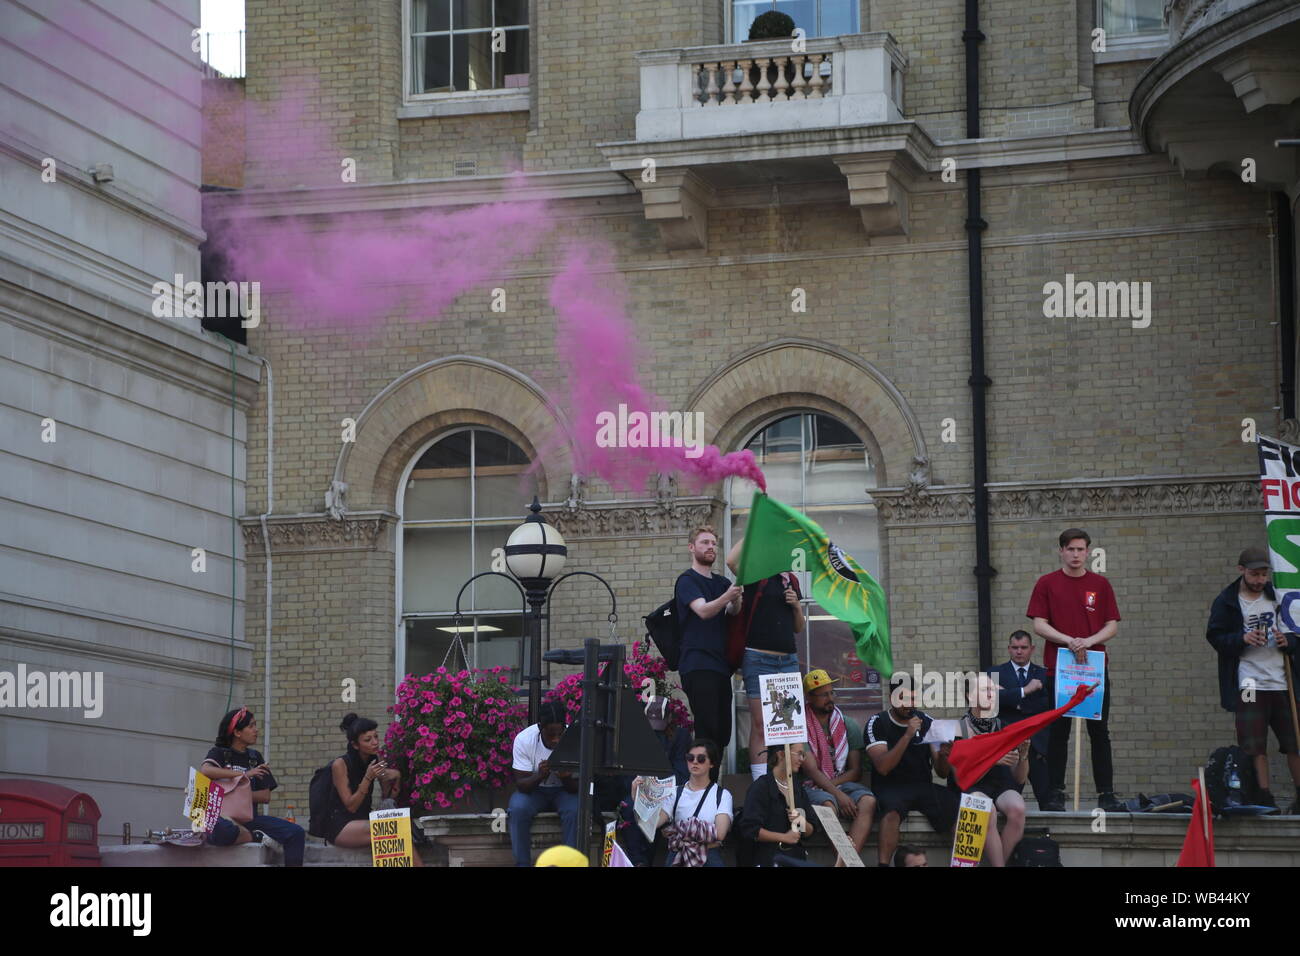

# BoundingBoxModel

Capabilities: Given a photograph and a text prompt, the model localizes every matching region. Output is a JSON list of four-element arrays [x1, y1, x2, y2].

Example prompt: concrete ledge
[[101, 842, 275, 867]]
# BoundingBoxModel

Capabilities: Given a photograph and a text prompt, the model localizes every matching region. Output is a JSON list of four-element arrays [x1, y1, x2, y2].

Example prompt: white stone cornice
[[0, 259, 262, 408], [0, 136, 205, 245], [202, 168, 635, 219]]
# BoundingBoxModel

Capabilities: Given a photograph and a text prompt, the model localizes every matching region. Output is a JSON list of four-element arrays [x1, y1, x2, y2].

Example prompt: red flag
[[1176, 780, 1215, 867], [948, 683, 1094, 791]]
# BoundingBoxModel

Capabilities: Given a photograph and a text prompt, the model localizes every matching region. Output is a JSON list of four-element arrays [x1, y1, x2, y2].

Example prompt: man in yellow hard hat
[[802, 668, 876, 859]]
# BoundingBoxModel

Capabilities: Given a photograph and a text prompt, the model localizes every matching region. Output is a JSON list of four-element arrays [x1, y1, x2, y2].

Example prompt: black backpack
[[307, 756, 344, 838], [1009, 831, 1063, 867], [644, 573, 691, 671], [1205, 745, 1257, 814]]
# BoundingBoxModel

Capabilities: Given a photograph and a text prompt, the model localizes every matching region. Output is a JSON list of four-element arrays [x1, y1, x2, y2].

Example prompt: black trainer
[[1098, 791, 1126, 812], [1257, 788, 1277, 808], [1040, 789, 1067, 812]]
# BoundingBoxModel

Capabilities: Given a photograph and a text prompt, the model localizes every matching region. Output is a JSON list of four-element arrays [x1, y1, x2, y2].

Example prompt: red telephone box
[[0, 780, 101, 866]]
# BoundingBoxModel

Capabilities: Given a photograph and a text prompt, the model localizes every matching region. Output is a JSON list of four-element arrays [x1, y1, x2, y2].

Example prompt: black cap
[[1238, 546, 1270, 570]]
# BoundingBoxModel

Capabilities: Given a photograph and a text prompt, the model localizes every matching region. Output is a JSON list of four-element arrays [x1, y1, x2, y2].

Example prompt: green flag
[[736, 492, 893, 678]]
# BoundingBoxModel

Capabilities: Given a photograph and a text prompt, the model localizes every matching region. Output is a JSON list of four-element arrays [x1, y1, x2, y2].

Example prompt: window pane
[[495, 0, 527, 27], [406, 475, 470, 520], [422, 430, 471, 468], [404, 615, 523, 685], [1100, 0, 1164, 36], [820, 0, 858, 37], [746, 414, 803, 504], [804, 505, 878, 577], [477, 470, 537, 519], [412, 35, 452, 93], [403, 527, 471, 613], [497, 30, 529, 88], [472, 524, 523, 610], [452, 31, 494, 90], [732, 0, 770, 42], [804, 414, 872, 504], [412, 0, 450, 32], [453, 0, 491, 29], [475, 431, 528, 468], [775, 0, 817, 35]]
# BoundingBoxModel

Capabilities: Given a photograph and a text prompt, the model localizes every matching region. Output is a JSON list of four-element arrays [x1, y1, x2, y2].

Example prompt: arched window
[[397, 427, 538, 683], [727, 412, 883, 728]]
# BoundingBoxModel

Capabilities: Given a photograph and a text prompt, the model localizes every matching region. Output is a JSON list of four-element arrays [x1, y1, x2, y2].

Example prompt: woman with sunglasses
[[635, 738, 733, 866], [201, 706, 306, 866]]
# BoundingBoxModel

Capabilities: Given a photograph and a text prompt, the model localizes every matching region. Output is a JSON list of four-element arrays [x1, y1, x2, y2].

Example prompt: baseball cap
[[1238, 547, 1270, 570], [804, 669, 838, 693]]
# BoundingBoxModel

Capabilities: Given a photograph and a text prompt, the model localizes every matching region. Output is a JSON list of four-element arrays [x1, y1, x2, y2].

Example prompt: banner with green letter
[[1258, 435, 1300, 630]]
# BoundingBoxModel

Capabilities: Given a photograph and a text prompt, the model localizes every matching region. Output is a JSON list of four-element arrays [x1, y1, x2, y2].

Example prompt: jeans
[[1047, 665, 1114, 793], [508, 786, 579, 867], [741, 648, 801, 697], [209, 815, 305, 867]]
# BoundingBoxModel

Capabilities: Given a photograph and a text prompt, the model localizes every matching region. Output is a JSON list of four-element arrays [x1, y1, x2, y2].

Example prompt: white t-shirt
[[660, 782, 733, 826], [512, 723, 562, 787], [1238, 592, 1286, 691]]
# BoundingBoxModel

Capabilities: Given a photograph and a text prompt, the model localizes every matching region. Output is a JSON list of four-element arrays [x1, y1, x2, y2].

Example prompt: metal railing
[[199, 30, 245, 79]]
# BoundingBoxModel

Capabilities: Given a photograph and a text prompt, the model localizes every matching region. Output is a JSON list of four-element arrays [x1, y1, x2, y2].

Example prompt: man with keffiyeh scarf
[[801, 670, 876, 857]]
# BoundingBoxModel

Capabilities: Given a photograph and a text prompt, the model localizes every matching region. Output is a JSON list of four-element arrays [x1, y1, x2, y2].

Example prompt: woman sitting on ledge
[[202, 706, 306, 866], [322, 712, 423, 866]]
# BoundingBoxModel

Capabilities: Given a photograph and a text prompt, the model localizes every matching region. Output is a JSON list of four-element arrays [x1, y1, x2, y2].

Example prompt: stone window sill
[[398, 91, 530, 119]]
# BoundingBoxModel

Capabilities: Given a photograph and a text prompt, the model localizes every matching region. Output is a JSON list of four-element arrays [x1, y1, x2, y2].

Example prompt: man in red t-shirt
[[1026, 527, 1122, 812]]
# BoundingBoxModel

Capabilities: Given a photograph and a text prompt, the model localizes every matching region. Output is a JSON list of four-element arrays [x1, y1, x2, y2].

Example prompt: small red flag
[[948, 683, 1094, 791], [1176, 780, 1215, 867]]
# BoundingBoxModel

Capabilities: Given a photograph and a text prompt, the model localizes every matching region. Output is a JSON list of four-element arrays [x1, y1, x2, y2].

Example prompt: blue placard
[[1054, 649, 1105, 720]]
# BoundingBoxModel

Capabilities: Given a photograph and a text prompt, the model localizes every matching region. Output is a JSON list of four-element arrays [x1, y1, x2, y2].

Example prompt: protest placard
[[369, 807, 414, 867], [1055, 649, 1105, 719], [760, 672, 807, 746], [950, 792, 994, 867], [812, 804, 865, 867], [182, 767, 222, 833], [921, 718, 961, 746]]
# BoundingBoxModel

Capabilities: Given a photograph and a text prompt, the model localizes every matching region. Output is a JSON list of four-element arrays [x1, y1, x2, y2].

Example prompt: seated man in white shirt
[[508, 701, 579, 866]]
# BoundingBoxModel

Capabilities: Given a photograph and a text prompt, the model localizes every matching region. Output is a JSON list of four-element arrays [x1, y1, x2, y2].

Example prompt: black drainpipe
[[1277, 194, 1296, 423], [964, 0, 995, 671]]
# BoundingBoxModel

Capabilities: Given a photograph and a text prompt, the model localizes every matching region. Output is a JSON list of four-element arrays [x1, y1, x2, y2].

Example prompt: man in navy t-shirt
[[675, 525, 741, 760]]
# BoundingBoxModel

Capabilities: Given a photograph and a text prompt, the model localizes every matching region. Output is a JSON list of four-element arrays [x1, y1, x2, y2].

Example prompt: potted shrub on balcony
[[745, 11, 800, 93], [385, 665, 528, 815]]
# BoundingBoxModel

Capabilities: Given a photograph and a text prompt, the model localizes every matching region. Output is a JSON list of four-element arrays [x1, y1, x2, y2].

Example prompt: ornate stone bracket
[[833, 151, 921, 239], [634, 168, 716, 251]]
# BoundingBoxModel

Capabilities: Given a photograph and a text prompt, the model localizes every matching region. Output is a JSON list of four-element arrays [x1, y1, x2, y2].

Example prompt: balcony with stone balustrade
[[600, 33, 938, 251]]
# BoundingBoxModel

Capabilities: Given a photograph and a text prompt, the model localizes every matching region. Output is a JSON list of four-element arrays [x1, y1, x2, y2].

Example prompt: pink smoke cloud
[[546, 245, 766, 493]]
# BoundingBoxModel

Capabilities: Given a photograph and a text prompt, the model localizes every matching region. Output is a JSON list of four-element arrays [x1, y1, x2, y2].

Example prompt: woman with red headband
[[201, 706, 306, 866]]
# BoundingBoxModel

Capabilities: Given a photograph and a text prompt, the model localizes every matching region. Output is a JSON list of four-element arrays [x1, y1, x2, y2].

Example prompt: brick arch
[[687, 339, 927, 488], [333, 356, 574, 512]]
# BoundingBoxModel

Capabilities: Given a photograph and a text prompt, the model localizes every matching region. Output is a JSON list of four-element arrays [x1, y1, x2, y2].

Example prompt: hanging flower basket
[[385, 666, 528, 815]]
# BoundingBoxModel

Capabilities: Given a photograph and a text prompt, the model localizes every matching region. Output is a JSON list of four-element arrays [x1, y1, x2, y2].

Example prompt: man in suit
[[990, 630, 1054, 809]]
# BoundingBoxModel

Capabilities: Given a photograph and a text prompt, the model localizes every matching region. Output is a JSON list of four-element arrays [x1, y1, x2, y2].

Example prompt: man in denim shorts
[[801, 669, 876, 857]]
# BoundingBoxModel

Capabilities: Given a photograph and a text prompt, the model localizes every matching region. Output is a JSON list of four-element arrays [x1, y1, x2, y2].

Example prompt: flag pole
[[1284, 652, 1300, 753], [1197, 765, 1209, 841], [1072, 717, 1082, 811]]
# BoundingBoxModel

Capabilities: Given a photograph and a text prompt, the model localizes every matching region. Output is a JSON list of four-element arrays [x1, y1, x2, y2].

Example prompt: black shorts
[[958, 765, 1019, 804], [875, 781, 960, 831]]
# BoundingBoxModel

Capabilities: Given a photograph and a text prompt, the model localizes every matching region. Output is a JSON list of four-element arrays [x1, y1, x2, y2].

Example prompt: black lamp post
[[504, 496, 568, 722]]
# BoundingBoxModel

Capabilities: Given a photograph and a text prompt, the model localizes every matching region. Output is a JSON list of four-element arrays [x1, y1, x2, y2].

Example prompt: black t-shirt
[[676, 569, 732, 675], [203, 746, 278, 792], [743, 574, 798, 654], [865, 710, 935, 788]]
